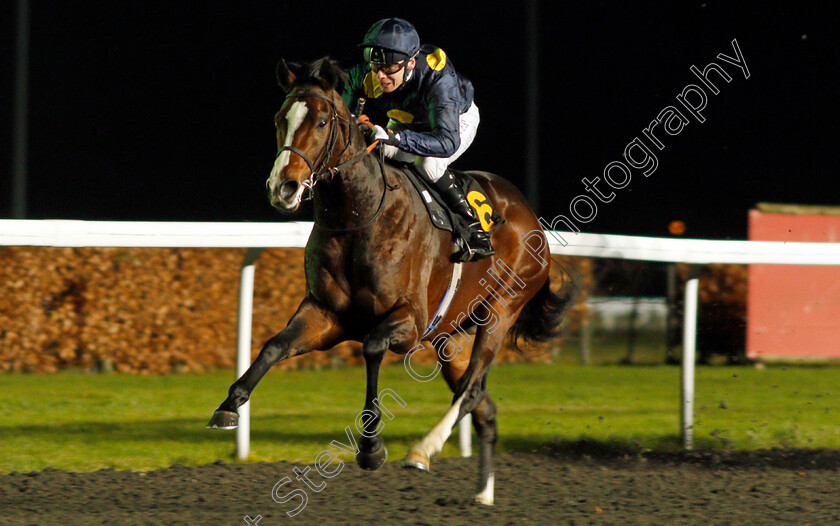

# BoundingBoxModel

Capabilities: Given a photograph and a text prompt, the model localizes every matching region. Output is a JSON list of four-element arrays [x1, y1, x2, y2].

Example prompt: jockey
[[341, 17, 494, 261]]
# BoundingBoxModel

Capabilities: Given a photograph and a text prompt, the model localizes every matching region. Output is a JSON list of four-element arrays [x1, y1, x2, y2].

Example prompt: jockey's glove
[[370, 125, 401, 147], [356, 115, 375, 140]]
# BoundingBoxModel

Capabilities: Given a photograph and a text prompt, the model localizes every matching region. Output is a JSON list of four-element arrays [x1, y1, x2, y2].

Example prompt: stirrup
[[455, 223, 495, 262]]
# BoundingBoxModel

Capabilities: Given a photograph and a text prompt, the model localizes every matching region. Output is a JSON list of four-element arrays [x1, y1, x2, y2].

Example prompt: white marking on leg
[[475, 472, 494, 505], [414, 393, 465, 459], [267, 101, 308, 193]]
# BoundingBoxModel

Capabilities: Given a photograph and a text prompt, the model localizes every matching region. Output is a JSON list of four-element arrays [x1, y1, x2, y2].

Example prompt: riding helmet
[[359, 18, 421, 64]]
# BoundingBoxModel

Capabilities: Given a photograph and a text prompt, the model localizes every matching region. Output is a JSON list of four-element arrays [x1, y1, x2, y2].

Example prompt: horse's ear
[[315, 57, 347, 91], [276, 59, 297, 91], [316, 58, 337, 90]]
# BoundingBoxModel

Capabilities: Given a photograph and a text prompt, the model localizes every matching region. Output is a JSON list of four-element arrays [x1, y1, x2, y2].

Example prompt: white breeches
[[385, 102, 480, 182]]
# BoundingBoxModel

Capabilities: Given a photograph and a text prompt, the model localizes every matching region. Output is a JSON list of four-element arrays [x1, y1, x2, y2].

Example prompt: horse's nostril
[[280, 180, 299, 201]]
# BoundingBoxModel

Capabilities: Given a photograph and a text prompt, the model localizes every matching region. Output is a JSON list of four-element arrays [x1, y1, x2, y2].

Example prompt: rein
[[278, 88, 395, 232]]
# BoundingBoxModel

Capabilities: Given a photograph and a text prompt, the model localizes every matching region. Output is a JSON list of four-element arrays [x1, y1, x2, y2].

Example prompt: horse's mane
[[277, 57, 347, 93]]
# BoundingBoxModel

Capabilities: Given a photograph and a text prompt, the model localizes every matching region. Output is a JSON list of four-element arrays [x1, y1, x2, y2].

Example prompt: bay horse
[[207, 57, 573, 505]]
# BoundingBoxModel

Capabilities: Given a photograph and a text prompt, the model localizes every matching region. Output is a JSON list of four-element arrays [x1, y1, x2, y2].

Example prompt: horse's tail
[[508, 276, 576, 352]]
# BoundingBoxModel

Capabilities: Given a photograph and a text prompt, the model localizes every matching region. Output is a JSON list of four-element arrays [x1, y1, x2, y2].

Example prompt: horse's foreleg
[[207, 299, 342, 429], [355, 305, 420, 470], [354, 335, 388, 470]]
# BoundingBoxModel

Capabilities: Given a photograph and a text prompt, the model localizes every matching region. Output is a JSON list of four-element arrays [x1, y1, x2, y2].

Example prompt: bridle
[[276, 87, 396, 232], [276, 88, 350, 196]]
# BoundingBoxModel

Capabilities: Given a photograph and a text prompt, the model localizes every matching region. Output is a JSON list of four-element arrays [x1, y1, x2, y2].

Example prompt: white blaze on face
[[267, 100, 309, 195]]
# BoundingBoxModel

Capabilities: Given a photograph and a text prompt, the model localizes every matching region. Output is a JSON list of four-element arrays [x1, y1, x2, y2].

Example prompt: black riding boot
[[432, 170, 495, 261]]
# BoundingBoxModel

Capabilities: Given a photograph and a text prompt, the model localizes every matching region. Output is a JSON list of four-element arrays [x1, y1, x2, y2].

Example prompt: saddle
[[395, 163, 505, 251]]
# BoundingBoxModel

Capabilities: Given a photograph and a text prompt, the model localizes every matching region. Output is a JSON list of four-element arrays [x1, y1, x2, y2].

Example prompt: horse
[[207, 57, 573, 505]]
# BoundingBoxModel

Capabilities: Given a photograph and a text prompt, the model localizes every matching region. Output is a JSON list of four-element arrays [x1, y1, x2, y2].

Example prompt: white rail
[[0, 219, 312, 248], [4, 219, 840, 453], [545, 230, 840, 265]]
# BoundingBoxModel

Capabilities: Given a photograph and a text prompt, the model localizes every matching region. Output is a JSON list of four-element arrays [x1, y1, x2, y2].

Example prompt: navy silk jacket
[[341, 44, 475, 158]]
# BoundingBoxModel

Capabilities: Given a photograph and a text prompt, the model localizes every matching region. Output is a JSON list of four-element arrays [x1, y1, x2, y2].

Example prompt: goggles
[[369, 60, 406, 75]]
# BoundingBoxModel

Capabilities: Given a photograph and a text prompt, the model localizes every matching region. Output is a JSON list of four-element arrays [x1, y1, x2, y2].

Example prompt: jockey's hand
[[369, 125, 401, 147], [357, 115, 377, 145], [357, 114, 375, 132]]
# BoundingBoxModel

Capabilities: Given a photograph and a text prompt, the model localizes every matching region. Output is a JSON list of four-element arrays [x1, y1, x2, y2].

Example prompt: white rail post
[[681, 264, 702, 450], [459, 414, 472, 457], [236, 247, 264, 460]]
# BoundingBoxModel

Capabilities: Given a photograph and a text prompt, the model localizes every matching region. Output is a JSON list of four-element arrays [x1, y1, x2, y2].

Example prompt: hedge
[[0, 247, 588, 373]]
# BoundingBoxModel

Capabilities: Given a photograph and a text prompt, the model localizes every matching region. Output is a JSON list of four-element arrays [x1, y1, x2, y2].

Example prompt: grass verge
[[1, 361, 838, 473]]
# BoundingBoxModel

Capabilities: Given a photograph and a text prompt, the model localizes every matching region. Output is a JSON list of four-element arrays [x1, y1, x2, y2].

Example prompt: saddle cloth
[[397, 164, 505, 237]]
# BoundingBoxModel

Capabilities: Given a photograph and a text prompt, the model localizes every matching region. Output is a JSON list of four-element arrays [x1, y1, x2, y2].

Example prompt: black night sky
[[1, 1, 837, 240]]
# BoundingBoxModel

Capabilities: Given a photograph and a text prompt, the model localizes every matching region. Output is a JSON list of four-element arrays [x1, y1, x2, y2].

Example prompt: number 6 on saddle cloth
[[402, 164, 505, 262]]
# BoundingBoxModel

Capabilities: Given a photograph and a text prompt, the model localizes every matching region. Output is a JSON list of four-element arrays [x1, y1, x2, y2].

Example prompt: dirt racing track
[[2, 448, 840, 525]]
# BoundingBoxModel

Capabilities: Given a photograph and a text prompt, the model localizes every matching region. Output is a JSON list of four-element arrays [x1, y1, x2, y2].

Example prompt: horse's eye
[[318, 120, 328, 128]]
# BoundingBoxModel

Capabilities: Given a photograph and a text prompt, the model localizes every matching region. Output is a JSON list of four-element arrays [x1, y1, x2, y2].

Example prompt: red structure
[[748, 205, 840, 359]]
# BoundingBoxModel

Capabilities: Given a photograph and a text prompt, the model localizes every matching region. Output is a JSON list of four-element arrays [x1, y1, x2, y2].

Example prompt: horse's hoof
[[355, 446, 388, 471], [206, 410, 239, 429], [400, 450, 430, 472], [474, 493, 494, 506], [474, 473, 495, 506]]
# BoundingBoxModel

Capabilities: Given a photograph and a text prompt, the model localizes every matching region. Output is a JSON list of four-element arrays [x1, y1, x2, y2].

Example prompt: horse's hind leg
[[432, 339, 498, 505], [470, 393, 497, 505], [207, 299, 342, 429], [404, 315, 506, 505]]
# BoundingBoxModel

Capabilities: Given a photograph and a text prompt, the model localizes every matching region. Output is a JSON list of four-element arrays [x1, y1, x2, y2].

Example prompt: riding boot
[[431, 170, 495, 261]]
